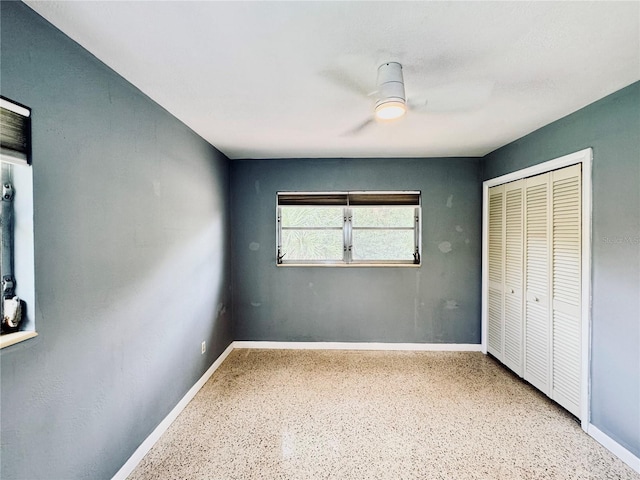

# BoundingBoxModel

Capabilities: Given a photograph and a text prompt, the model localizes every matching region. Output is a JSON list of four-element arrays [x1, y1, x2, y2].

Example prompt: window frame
[[276, 191, 421, 267], [0, 96, 36, 348]]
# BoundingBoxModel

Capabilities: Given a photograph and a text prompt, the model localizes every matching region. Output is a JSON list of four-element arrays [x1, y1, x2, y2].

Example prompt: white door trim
[[481, 147, 592, 430]]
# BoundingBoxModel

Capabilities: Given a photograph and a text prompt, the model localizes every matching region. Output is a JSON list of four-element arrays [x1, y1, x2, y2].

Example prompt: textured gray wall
[[483, 82, 640, 457], [0, 3, 232, 479], [231, 157, 482, 343]]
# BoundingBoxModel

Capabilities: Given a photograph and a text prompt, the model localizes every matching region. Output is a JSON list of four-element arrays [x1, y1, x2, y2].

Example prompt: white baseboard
[[232, 341, 482, 352], [111, 342, 235, 480], [588, 424, 640, 474]]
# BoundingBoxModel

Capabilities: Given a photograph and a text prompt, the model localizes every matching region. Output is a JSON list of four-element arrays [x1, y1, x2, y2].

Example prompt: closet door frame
[[481, 147, 592, 430]]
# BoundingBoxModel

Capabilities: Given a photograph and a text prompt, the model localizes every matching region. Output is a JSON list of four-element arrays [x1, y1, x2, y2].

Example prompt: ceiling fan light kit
[[375, 101, 406, 120], [374, 62, 407, 120]]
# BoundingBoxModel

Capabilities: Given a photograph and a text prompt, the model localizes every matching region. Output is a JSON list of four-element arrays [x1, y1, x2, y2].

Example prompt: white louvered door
[[487, 185, 504, 361], [551, 165, 582, 417], [504, 181, 524, 376], [524, 173, 551, 395], [486, 163, 583, 419]]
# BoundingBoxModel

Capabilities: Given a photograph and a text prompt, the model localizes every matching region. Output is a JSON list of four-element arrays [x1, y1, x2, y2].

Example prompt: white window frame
[[1, 96, 36, 348], [276, 191, 421, 267]]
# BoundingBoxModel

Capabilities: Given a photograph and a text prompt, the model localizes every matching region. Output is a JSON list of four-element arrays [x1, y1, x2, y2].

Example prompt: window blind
[[277, 191, 420, 206], [0, 97, 31, 166]]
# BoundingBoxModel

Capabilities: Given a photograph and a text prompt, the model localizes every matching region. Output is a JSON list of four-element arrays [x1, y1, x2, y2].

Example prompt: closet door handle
[[534, 297, 539, 302]]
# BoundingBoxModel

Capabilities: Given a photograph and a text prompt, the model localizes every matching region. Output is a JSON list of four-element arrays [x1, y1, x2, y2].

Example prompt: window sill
[[277, 263, 421, 267], [0, 331, 37, 349]]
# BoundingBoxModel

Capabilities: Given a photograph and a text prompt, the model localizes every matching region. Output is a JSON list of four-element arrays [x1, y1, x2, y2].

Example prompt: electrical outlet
[[201, 341, 206, 354]]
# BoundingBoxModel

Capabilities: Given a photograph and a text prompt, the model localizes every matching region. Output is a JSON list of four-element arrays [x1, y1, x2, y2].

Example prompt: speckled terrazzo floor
[[128, 349, 639, 480]]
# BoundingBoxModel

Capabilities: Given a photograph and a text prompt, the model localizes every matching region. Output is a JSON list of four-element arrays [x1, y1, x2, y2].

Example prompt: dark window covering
[[0, 96, 31, 166], [278, 191, 420, 206]]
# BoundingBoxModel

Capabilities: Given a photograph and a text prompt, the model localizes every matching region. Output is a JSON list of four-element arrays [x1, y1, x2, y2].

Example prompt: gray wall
[[231, 157, 482, 343], [483, 82, 640, 457], [0, 3, 232, 479], [2, 0, 636, 476]]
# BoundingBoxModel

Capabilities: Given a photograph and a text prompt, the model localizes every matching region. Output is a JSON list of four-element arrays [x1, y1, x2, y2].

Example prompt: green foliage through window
[[277, 192, 421, 265]]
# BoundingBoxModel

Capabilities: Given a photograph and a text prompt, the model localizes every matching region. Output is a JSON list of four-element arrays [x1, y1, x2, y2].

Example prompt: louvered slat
[[505, 189, 523, 285], [525, 301, 550, 393], [488, 190, 503, 285], [504, 293, 522, 373], [504, 185, 523, 375], [551, 165, 581, 417], [553, 310, 581, 416], [487, 186, 504, 359], [524, 175, 550, 394], [488, 288, 502, 355]]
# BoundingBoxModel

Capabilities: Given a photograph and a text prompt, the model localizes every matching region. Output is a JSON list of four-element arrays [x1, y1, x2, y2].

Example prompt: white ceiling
[[24, 1, 640, 160]]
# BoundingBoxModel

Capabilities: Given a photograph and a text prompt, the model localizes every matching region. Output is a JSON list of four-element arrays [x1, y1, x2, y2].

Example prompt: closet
[[487, 163, 582, 418]]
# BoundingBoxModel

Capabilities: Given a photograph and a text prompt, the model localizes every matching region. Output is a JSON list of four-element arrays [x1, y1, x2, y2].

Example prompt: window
[[1, 96, 36, 347], [276, 191, 421, 266]]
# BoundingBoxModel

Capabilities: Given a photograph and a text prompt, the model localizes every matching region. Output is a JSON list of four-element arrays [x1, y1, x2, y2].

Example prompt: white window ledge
[[0, 331, 37, 349], [277, 263, 421, 267]]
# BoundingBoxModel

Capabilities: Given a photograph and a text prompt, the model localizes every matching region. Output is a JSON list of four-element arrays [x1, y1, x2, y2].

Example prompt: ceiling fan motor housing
[[375, 62, 406, 109]]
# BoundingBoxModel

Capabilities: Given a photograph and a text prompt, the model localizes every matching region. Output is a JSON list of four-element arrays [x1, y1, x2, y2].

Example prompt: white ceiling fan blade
[[341, 118, 375, 136], [319, 68, 373, 97]]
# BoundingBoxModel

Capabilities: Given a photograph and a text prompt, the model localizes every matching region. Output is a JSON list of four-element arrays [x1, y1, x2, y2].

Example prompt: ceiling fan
[[341, 61, 427, 136], [326, 61, 494, 136]]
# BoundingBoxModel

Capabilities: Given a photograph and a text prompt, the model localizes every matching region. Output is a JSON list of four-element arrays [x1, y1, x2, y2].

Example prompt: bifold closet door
[[503, 181, 524, 376], [524, 173, 551, 395], [487, 164, 582, 418], [551, 164, 582, 417], [488, 179, 524, 375], [487, 185, 504, 361]]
